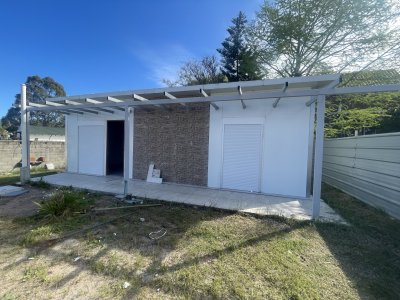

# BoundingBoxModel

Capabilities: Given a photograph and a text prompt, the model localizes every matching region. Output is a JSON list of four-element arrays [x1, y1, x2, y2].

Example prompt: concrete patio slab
[[0, 185, 28, 197], [38, 173, 344, 222]]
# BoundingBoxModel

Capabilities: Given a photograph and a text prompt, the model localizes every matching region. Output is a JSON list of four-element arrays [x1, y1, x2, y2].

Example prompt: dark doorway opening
[[106, 120, 124, 175]]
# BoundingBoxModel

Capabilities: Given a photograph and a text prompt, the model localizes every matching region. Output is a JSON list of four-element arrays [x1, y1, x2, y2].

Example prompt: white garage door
[[222, 124, 263, 192], [78, 125, 105, 175]]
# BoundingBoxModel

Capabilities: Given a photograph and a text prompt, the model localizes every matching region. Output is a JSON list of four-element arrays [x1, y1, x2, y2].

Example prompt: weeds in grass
[[35, 189, 94, 219], [23, 264, 49, 283], [21, 225, 56, 245]]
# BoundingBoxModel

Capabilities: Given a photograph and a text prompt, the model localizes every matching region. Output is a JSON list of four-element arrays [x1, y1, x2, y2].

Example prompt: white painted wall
[[66, 111, 130, 176], [208, 97, 313, 198]]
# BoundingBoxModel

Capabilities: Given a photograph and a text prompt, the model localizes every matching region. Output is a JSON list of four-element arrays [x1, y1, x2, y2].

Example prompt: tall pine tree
[[218, 12, 262, 82]]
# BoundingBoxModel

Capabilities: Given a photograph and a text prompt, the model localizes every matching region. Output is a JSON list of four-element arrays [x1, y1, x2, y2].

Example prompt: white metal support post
[[20, 84, 30, 183], [306, 99, 316, 197], [123, 107, 132, 194], [312, 94, 326, 219], [128, 107, 134, 179]]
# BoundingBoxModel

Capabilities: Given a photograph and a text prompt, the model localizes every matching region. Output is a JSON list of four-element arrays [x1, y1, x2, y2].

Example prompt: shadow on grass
[[7, 184, 399, 298], [0, 194, 308, 298], [317, 183, 400, 299]]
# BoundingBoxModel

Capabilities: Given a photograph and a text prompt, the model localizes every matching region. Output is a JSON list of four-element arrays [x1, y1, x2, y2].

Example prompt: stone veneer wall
[[0, 140, 65, 173], [133, 103, 209, 186]]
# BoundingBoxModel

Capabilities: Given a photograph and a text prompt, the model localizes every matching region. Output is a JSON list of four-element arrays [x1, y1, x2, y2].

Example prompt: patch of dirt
[[0, 186, 52, 217]]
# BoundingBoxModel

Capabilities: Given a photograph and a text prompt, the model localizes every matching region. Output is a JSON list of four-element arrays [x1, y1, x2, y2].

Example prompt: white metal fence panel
[[323, 132, 400, 219]]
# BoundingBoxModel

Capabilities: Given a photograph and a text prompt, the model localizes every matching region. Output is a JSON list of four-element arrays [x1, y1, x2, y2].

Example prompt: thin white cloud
[[132, 44, 196, 86]]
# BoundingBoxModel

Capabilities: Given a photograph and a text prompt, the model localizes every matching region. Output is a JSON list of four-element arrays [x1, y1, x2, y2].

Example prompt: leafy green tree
[[1, 106, 21, 138], [218, 11, 262, 81], [163, 56, 225, 86], [0, 125, 10, 140], [325, 70, 400, 137], [1, 75, 66, 138], [250, 0, 400, 77]]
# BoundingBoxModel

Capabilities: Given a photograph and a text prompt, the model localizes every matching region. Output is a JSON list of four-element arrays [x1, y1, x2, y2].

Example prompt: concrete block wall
[[133, 103, 209, 186], [0, 140, 65, 173]]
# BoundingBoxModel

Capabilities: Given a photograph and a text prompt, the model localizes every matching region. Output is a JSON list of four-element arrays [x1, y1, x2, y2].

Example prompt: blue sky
[[0, 0, 262, 118]]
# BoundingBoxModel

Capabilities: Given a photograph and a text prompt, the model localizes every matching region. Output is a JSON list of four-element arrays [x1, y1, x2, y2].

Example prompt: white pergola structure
[[19, 74, 400, 219]]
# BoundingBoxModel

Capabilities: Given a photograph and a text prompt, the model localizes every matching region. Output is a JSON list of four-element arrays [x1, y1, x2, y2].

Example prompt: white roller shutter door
[[222, 124, 263, 192]]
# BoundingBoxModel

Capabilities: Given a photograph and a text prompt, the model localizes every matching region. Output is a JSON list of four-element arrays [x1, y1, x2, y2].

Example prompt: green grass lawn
[[0, 169, 58, 186], [0, 184, 399, 299]]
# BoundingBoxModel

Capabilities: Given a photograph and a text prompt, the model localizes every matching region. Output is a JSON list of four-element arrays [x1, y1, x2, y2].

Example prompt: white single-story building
[[20, 74, 400, 218]]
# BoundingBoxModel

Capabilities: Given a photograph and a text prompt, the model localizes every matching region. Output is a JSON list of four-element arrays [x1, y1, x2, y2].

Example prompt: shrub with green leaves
[[35, 189, 93, 219]]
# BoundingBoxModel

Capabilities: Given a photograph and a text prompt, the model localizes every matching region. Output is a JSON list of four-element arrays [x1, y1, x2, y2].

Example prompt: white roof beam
[[200, 89, 219, 110], [28, 83, 400, 112], [78, 108, 98, 115], [272, 82, 289, 108], [86, 98, 103, 104], [29, 103, 73, 111], [71, 97, 120, 112], [164, 91, 186, 106], [45, 100, 64, 107], [133, 94, 149, 101], [62, 109, 84, 115], [134, 93, 167, 110], [164, 91, 176, 99], [200, 88, 209, 97], [325, 78, 341, 89], [28, 102, 46, 108], [90, 107, 114, 114], [107, 96, 124, 103], [42, 74, 341, 103], [107, 97, 126, 110], [105, 96, 125, 111], [107, 96, 148, 111], [30, 104, 74, 115], [56, 100, 98, 114], [64, 99, 81, 105], [238, 86, 246, 109], [84, 99, 114, 113], [55, 110, 71, 115], [111, 106, 126, 111], [29, 103, 71, 115]]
